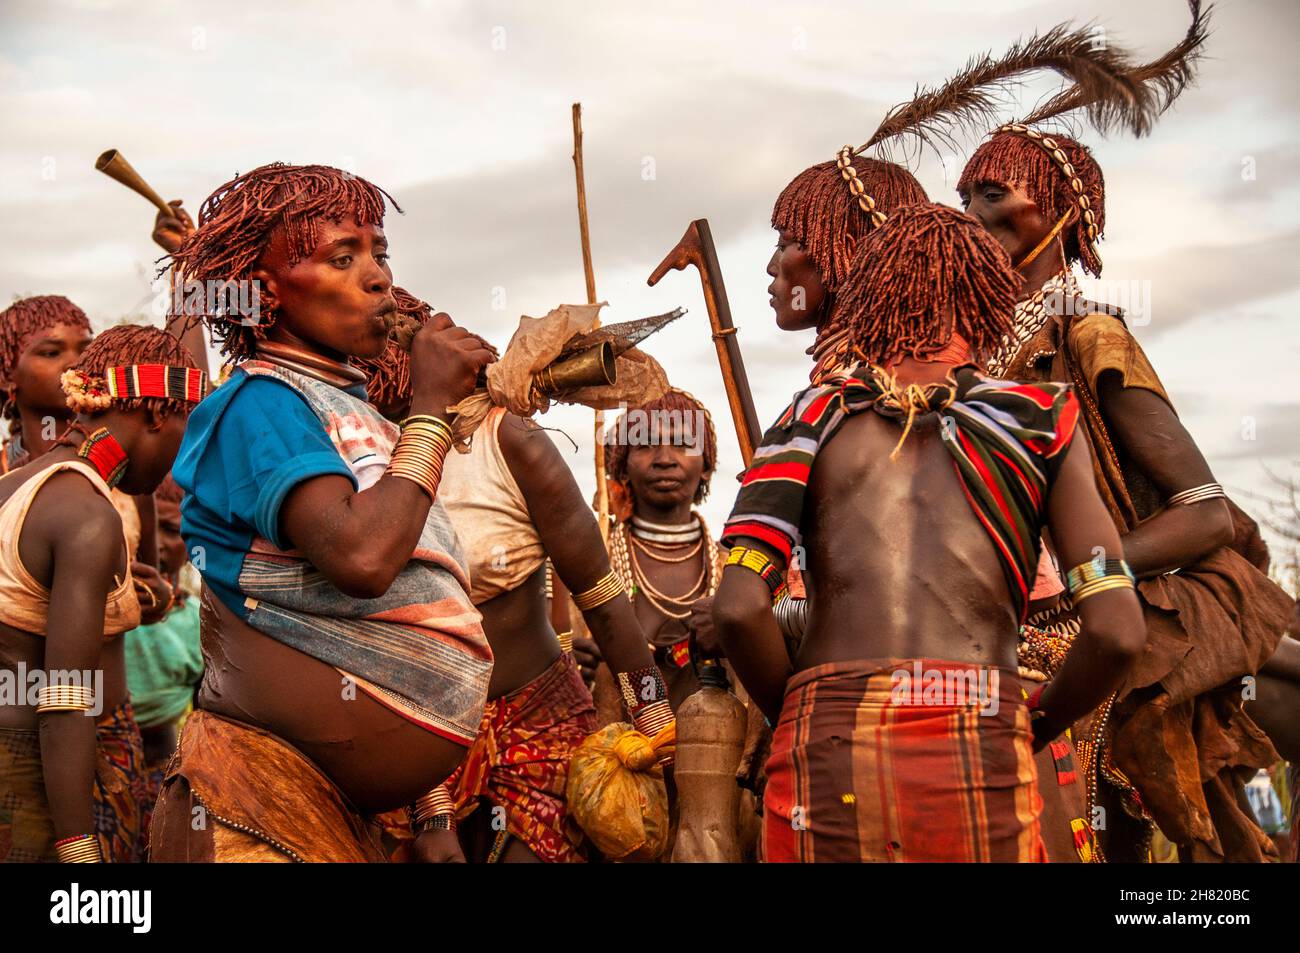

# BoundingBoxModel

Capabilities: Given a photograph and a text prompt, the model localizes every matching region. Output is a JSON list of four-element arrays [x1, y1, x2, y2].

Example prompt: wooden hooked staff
[[648, 219, 761, 466]]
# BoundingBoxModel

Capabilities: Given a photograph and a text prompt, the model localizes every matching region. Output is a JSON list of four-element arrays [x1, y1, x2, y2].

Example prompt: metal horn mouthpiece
[[532, 342, 616, 396]]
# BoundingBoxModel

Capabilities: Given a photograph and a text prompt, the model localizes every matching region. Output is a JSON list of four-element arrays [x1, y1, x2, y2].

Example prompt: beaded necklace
[[54, 421, 129, 488], [609, 513, 721, 622], [630, 532, 703, 564], [986, 270, 1079, 377]]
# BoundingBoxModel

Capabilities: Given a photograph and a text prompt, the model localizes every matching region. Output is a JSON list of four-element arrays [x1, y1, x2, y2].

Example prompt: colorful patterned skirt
[[763, 659, 1046, 863], [446, 652, 598, 862], [0, 699, 147, 863]]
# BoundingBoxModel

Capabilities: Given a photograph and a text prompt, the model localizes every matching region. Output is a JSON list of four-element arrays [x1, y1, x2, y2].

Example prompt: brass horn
[[531, 342, 616, 396], [94, 149, 174, 217]]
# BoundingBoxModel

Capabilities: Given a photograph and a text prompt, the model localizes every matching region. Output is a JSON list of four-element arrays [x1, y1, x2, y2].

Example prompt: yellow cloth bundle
[[565, 721, 675, 861]]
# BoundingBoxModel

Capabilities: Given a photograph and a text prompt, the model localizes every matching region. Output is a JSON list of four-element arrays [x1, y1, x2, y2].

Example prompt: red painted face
[[253, 215, 396, 361], [959, 180, 1052, 268], [8, 322, 93, 417], [766, 230, 827, 332]]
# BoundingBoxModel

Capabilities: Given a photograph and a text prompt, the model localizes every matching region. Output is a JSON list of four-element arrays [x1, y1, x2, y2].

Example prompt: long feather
[[1020, 1, 1210, 127], [864, 21, 1155, 159]]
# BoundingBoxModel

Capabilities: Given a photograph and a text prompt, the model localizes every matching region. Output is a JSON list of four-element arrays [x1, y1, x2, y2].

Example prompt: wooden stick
[[572, 103, 610, 540], [648, 219, 761, 465]]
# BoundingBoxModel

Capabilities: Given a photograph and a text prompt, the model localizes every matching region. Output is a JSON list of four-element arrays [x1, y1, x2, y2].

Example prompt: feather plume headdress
[[958, 1, 1211, 274]]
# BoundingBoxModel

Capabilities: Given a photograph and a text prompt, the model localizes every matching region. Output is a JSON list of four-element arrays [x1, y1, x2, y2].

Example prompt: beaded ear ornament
[[59, 363, 208, 487], [60, 369, 113, 413], [62, 364, 208, 413]]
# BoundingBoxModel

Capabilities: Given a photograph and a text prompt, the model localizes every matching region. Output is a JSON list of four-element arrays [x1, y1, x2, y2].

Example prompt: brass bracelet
[[1070, 575, 1135, 605], [35, 685, 96, 714], [1064, 557, 1134, 593], [1064, 557, 1135, 606], [386, 420, 453, 500], [401, 414, 451, 430], [572, 570, 626, 611], [55, 835, 103, 863], [632, 699, 675, 739], [411, 785, 456, 824], [556, 630, 574, 654]]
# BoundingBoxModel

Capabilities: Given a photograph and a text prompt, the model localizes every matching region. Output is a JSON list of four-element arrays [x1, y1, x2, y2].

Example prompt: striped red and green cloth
[[721, 364, 1078, 621], [763, 659, 1047, 863]]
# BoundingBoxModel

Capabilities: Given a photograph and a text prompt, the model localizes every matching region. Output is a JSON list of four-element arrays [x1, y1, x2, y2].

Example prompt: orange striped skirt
[[763, 659, 1045, 863]]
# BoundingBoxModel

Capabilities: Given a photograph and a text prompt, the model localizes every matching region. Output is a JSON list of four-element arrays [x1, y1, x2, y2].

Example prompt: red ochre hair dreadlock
[[604, 388, 718, 505], [771, 158, 928, 297], [64, 324, 198, 418], [835, 203, 1018, 368], [1, 295, 93, 400], [168, 163, 400, 361], [957, 131, 1106, 276], [353, 286, 430, 411]]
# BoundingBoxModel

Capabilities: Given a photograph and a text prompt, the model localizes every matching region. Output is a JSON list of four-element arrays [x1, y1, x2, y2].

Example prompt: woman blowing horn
[[152, 162, 497, 862]]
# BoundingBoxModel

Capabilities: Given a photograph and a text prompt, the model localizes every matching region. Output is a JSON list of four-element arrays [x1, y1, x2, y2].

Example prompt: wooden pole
[[572, 103, 610, 540]]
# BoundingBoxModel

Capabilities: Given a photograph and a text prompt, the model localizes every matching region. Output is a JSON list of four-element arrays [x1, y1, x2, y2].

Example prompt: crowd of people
[[1, 2, 1296, 864]]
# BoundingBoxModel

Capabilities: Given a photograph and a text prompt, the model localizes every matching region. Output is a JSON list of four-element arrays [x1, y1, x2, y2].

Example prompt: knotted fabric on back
[[722, 364, 1079, 621]]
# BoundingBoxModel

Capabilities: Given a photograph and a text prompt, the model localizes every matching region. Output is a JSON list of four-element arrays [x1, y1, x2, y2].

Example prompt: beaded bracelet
[[617, 664, 669, 713], [725, 546, 787, 601], [1064, 557, 1135, 606], [572, 571, 626, 611], [54, 834, 103, 863]]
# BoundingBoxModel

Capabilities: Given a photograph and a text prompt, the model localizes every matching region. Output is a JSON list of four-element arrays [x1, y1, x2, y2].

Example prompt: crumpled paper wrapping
[[449, 302, 669, 449]]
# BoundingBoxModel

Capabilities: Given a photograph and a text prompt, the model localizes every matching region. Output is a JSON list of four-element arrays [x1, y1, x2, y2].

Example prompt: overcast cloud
[[2, 0, 1297, 563]]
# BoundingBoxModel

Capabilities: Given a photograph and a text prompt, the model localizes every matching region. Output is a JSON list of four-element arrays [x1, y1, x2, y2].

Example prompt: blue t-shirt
[[172, 369, 364, 617]]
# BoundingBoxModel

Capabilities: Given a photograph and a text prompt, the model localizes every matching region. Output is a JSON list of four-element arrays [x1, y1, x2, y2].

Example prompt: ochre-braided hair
[[771, 158, 928, 298], [835, 203, 1018, 367], [168, 163, 400, 361], [957, 130, 1106, 276], [353, 286, 429, 410], [1, 295, 94, 422], [605, 388, 718, 505], [60, 325, 198, 418]]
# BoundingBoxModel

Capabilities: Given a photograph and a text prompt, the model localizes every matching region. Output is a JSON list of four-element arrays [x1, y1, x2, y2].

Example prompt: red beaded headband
[[103, 365, 208, 403]]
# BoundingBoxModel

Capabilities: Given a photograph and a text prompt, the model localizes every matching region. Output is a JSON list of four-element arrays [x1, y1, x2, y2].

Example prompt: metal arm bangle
[[572, 571, 626, 611], [1166, 483, 1226, 508]]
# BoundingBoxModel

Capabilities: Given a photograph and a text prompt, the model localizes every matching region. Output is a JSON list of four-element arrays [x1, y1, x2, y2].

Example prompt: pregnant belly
[[196, 588, 466, 813]]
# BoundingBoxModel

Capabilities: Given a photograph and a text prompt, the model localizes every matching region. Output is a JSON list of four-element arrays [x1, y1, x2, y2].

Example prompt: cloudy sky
[[3, 0, 1298, 574]]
